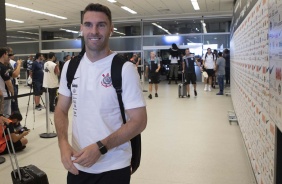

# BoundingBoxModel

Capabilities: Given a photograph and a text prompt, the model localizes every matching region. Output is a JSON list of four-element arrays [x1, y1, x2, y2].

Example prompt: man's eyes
[[84, 23, 106, 28]]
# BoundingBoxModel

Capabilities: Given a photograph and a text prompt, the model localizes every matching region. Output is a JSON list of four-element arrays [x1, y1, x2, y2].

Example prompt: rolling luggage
[[178, 73, 187, 98], [2, 124, 49, 184]]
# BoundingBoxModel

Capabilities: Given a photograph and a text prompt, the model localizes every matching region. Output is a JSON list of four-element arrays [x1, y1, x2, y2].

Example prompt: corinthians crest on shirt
[[101, 73, 112, 88]]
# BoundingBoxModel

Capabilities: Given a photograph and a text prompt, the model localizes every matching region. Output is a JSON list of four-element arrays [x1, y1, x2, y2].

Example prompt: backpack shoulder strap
[[66, 46, 85, 89], [111, 54, 127, 124]]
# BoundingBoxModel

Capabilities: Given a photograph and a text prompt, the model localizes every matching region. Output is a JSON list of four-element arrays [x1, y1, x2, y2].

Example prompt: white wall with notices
[[230, 0, 279, 183]]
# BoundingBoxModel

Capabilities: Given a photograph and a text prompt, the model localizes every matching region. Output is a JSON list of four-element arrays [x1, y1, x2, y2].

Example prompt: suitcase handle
[[2, 124, 22, 181], [182, 72, 185, 83]]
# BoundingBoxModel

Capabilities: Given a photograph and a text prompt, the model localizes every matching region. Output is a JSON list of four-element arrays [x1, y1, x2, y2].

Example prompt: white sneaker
[[204, 85, 208, 91], [208, 86, 211, 91]]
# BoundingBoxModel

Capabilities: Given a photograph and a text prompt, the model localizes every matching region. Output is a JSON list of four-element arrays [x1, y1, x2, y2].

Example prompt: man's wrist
[[97, 141, 108, 155]]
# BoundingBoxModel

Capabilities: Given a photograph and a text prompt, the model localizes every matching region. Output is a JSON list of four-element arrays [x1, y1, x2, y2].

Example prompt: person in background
[[43, 52, 60, 113], [215, 52, 226, 95], [54, 3, 147, 184], [0, 112, 29, 155], [146, 51, 161, 99], [168, 43, 180, 84], [212, 49, 219, 88], [8, 50, 20, 114], [202, 48, 215, 92], [0, 47, 21, 117], [182, 48, 201, 98], [26, 55, 33, 85], [223, 49, 230, 85], [31, 53, 45, 111]]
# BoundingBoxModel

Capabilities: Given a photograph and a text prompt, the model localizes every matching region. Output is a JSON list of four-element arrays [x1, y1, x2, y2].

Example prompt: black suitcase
[[2, 124, 49, 184], [11, 165, 49, 184], [178, 73, 187, 98]]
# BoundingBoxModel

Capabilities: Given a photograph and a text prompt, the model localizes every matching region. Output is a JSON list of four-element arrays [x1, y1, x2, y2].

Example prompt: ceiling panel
[[5, 0, 234, 29]]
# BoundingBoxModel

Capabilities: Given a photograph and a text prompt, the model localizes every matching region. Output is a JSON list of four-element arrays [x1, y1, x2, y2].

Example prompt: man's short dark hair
[[48, 52, 55, 59], [218, 52, 223, 57], [35, 53, 42, 60], [9, 112, 23, 121], [63, 55, 69, 61], [0, 47, 8, 58], [83, 3, 112, 23]]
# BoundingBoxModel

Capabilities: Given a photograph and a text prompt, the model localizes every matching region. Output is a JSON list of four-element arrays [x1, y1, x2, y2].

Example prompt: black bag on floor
[[2, 124, 49, 184]]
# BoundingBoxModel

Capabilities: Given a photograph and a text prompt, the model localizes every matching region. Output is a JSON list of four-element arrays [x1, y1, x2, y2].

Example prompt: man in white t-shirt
[[54, 3, 147, 184], [203, 48, 216, 91], [43, 52, 59, 112]]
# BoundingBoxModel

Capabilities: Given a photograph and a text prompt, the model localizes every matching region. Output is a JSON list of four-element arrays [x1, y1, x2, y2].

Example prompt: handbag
[[27, 76, 32, 84]]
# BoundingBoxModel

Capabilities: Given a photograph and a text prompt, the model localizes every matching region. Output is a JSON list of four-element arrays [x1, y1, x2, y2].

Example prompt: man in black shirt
[[182, 48, 201, 98]]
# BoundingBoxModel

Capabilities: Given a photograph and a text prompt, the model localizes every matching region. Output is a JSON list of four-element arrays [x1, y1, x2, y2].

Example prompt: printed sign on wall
[[269, 0, 282, 131], [230, 0, 276, 183]]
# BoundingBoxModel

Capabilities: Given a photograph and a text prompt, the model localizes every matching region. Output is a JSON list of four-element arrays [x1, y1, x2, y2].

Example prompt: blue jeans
[[217, 75, 225, 93]]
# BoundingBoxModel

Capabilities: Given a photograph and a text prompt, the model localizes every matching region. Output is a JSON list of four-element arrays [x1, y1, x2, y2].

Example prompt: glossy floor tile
[[0, 82, 257, 184]]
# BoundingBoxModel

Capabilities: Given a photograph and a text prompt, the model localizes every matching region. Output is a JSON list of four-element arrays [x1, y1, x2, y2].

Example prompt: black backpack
[[66, 47, 142, 174], [23, 60, 28, 69]]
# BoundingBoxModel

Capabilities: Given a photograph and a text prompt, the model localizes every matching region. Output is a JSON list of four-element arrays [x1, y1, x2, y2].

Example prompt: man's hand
[[16, 59, 22, 66], [60, 142, 79, 175], [73, 143, 101, 168], [22, 130, 30, 137]]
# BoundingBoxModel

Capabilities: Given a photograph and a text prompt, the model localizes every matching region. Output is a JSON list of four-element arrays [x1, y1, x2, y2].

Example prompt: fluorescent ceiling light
[[114, 28, 117, 30], [165, 36, 180, 42], [107, 0, 117, 2], [114, 31, 125, 35], [60, 28, 79, 34], [5, 3, 67, 19], [191, 0, 200, 10], [17, 31, 39, 35], [6, 18, 24, 23], [152, 23, 171, 35], [7, 35, 37, 40], [121, 6, 137, 14]]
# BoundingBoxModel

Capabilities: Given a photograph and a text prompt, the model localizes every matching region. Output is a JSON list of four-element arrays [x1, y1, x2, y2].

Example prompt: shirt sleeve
[[121, 62, 146, 110], [0, 66, 12, 81]]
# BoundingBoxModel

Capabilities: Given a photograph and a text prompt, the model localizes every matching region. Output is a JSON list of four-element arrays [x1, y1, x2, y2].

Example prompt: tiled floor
[[0, 82, 257, 184]]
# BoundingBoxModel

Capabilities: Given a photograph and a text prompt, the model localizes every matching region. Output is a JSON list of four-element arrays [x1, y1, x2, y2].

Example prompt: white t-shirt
[[203, 53, 215, 69], [169, 55, 179, 64], [43, 61, 59, 88], [10, 59, 19, 85], [58, 52, 146, 173]]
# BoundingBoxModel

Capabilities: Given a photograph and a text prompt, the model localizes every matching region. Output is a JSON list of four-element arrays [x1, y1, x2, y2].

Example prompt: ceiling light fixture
[[201, 19, 207, 33], [121, 6, 137, 14], [7, 35, 37, 40], [5, 3, 67, 20], [6, 18, 24, 23], [152, 23, 171, 35], [191, 0, 200, 10], [17, 31, 39, 35], [114, 31, 125, 35], [60, 28, 79, 34], [107, 0, 117, 3]]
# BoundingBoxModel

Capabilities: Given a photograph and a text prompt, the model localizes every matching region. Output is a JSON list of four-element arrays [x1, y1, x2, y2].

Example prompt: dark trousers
[[11, 79, 19, 113], [217, 75, 225, 93], [225, 67, 230, 84], [67, 166, 131, 184], [169, 64, 179, 80], [47, 88, 58, 112]]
